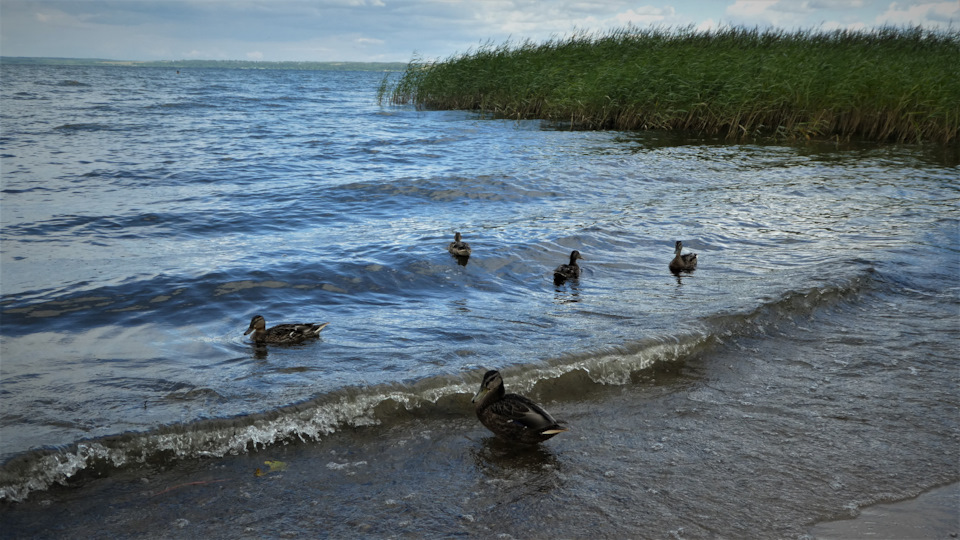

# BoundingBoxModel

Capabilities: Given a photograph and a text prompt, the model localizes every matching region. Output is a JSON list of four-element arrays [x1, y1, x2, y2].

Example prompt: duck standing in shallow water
[[554, 250, 584, 283], [243, 315, 329, 345], [447, 231, 472, 257], [669, 241, 698, 274], [471, 370, 568, 445]]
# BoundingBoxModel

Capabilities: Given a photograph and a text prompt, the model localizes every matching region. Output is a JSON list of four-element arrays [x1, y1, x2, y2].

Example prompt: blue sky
[[1, 0, 957, 62]]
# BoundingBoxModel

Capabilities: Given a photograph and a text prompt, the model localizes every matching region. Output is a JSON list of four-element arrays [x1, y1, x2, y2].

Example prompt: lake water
[[1, 64, 957, 538]]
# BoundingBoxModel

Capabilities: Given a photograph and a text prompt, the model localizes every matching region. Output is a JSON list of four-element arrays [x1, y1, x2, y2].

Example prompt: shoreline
[[809, 482, 959, 539], [3, 412, 957, 539]]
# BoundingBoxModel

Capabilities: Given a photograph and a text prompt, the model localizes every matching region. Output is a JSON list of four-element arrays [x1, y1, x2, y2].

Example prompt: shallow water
[[1, 64, 958, 536], [812, 483, 959, 539]]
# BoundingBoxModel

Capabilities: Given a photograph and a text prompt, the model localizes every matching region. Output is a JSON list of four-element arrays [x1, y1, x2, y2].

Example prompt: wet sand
[[810, 483, 959, 539], [3, 345, 957, 539]]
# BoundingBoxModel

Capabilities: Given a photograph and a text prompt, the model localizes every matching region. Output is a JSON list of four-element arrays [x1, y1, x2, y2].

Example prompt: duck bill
[[471, 387, 487, 403], [243, 327, 254, 336]]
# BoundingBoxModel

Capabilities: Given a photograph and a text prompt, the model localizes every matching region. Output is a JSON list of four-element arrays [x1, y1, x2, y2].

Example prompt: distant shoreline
[[0, 56, 408, 72]]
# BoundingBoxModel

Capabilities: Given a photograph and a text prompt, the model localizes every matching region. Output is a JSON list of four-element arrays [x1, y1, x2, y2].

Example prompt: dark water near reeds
[[1, 64, 958, 538]]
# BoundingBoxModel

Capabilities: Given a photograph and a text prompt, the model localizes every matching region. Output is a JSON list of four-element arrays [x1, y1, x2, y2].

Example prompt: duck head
[[471, 369, 505, 405], [674, 241, 683, 255], [244, 315, 266, 336], [569, 250, 584, 264]]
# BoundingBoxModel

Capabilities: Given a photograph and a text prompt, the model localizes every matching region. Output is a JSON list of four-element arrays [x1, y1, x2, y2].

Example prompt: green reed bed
[[386, 27, 960, 144]]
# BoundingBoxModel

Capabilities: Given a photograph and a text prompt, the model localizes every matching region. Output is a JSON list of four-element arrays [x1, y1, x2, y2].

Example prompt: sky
[[1, 0, 958, 63]]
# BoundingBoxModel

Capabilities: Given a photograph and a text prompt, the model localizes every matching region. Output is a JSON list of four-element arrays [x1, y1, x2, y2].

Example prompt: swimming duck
[[668, 241, 698, 273], [448, 231, 472, 257], [243, 315, 329, 345], [471, 369, 568, 445], [554, 250, 584, 282]]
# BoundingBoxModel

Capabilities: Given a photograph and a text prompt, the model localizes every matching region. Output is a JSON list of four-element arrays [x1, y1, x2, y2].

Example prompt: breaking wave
[[0, 270, 875, 503]]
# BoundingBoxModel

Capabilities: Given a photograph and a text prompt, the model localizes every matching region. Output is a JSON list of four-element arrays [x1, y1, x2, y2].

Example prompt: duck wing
[[448, 242, 472, 256], [268, 322, 329, 340], [554, 264, 578, 278], [489, 393, 561, 431]]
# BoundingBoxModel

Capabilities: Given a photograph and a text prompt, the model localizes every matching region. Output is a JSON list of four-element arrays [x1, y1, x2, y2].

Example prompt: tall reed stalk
[[389, 26, 960, 145]]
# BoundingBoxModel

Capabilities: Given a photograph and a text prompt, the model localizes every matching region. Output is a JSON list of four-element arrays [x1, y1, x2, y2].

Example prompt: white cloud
[[727, 0, 779, 19], [820, 19, 869, 31], [722, 0, 885, 29], [878, 2, 960, 27], [246, 51, 264, 60], [696, 18, 721, 32], [32, 7, 91, 27], [809, 0, 864, 7], [612, 6, 677, 25], [723, 0, 810, 27], [2, 0, 955, 63]]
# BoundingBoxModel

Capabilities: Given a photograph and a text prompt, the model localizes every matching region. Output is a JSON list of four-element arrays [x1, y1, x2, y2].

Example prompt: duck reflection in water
[[554, 282, 581, 304], [450, 297, 470, 314], [471, 435, 562, 469], [251, 343, 270, 360]]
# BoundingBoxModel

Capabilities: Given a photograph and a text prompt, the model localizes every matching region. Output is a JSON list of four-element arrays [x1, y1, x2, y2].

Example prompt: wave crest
[[0, 270, 875, 502]]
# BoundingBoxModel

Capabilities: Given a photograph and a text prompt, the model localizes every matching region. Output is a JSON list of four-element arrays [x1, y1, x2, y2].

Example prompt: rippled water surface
[[1, 64, 957, 536]]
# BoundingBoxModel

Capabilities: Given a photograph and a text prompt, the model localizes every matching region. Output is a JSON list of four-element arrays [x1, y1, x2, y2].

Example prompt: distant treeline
[[1, 57, 407, 72], [385, 26, 960, 145]]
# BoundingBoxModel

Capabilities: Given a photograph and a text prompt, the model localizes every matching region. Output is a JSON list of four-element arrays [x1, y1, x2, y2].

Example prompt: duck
[[668, 241, 698, 273], [243, 314, 330, 345], [447, 231, 472, 257], [471, 369, 568, 445], [553, 250, 584, 282]]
